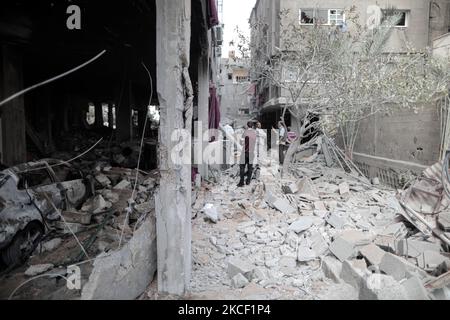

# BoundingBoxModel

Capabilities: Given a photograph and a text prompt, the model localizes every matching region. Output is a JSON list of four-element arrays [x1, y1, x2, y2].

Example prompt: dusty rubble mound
[[189, 151, 450, 300]]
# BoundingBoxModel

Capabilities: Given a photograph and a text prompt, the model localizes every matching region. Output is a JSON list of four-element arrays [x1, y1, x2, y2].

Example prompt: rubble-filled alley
[[177, 147, 450, 300]]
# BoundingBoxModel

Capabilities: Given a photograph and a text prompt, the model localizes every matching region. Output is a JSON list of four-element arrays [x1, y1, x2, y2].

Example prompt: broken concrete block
[[297, 246, 317, 262], [81, 216, 157, 300], [282, 183, 298, 194], [402, 276, 430, 300], [340, 260, 368, 290], [227, 257, 254, 280], [42, 238, 62, 253], [339, 230, 374, 247], [359, 244, 386, 267], [272, 198, 296, 215], [438, 212, 450, 232], [134, 201, 155, 214], [374, 235, 398, 253], [326, 213, 346, 229], [397, 239, 441, 258], [102, 190, 120, 203], [371, 178, 380, 186], [310, 232, 329, 256], [202, 204, 219, 223], [25, 264, 54, 277], [417, 251, 449, 271], [330, 237, 355, 262], [314, 201, 327, 211], [379, 253, 409, 281], [288, 216, 315, 233], [380, 222, 408, 239], [322, 256, 343, 283], [232, 273, 249, 288], [279, 256, 297, 268], [318, 283, 359, 300], [62, 210, 92, 225], [95, 174, 111, 187], [339, 182, 350, 195], [252, 267, 268, 281], [360, 274, 408, 300], [113, 180, 131, 190], [296, 177, 317, 195]]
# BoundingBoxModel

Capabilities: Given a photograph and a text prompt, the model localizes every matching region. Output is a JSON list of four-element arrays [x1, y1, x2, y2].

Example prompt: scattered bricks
[[25, 264, 54, 277], [402, 276, 430, 300], [288, 217, 315, 234], [339, 182, 350, 195], [397, 239, 441, 258], [360, 274, 408, 300], [438, 212, 450, 232], [359, 244, 386, 267], [297, 246, 317, 262], [62, 210, 92, 225], [330, 237, 355, 262], [417, 251, 449, 271], [322, 256, 343, 283], [326, 213, 346, 229], [113, 180, 131, 190], [340, 260, 368, 290], [227, 257, 254, 280], [272, 198, 296, 215], [231, 273, 249, 289], [282, 183, 299, 194]]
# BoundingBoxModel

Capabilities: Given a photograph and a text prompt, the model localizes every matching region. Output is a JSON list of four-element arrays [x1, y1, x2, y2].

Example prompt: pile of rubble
[[190, 150, 450, 300]]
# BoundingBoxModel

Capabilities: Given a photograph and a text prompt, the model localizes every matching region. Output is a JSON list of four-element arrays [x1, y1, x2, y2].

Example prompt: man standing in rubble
[[237, 121, 257, 187]]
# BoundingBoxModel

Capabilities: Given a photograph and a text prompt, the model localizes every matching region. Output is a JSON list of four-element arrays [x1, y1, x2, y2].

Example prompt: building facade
[[249, 0, 450, 185]]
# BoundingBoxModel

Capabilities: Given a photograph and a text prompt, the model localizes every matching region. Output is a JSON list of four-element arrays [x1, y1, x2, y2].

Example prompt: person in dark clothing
[[238, 121, 257, 187]]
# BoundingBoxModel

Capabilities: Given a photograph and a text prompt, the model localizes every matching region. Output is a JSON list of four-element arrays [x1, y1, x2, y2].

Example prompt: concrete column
[[0, 45, 26, 166], [155, 0, 192, 295], [197, 54, 210, 177], [116, 81, 131, 142]]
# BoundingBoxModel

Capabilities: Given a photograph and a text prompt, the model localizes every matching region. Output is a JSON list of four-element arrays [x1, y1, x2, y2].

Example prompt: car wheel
[[1, 221, 44, 267]]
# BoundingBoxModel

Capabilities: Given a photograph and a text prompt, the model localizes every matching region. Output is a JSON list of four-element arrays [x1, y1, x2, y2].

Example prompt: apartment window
[[381, 10, 408, 27], [235, 76, 249, 83], [300, 9, 314, 24], [299, 9, 345, 26]]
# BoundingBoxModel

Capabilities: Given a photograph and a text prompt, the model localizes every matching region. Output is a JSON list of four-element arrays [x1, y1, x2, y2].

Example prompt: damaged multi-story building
[[0, 0, 224, 298], [250, 0, 450, 186]]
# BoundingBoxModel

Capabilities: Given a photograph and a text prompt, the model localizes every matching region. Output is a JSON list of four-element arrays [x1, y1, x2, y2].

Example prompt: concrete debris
[[417, 251, 449, 271], [25, 264, 54, 277], [322, 256, 343, 283], [397, 239, 441, 258], [62, 210, 92, 225], [297, 246, 317, 262], [296, 177, 317, 195], [360, 274, 408, 300], [330, 237, 355, 262], [282, 183, 298, 194], [202, 204, 219, 223], [95, 174, 111, 187], [402, 276, 430, 300], [438, 212, 450, 232], [288, 217, 315, 233], [113, 180, 131, 190], [231, 273, 249, 288], [227, 257, 254, 280], [359, 243, 386, 267], [340, 259, 368, 290], [41, 238, 62, 253], [272, 198, 296, 215], [326, 213, 346, 229], [339, 182, 350, 195]]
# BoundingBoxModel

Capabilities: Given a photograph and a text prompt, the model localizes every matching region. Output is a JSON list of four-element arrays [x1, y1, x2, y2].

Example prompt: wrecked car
[[0, 159, 89, 267]]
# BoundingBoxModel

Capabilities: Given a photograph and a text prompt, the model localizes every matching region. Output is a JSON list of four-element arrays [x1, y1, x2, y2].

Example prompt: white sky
[[221, 0, 257, 57]]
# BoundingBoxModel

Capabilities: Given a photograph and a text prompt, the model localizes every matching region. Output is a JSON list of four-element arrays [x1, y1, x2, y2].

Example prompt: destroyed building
[[0, 0, 224, 299]]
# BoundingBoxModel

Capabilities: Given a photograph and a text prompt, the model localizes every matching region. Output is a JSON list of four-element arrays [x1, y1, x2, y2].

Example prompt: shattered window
[[18, 168, 53, 189], [329, 9, 345, 26], [381, 9, 408, 27]]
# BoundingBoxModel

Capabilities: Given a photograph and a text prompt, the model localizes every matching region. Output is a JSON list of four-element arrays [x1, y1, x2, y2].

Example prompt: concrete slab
[[359, 243, 386, 266], [360, 274, 408, 300], [227, 257, 255, 280], [288, 217, 315, 233], [322, 256, 343, 283], [329, 237, 355, 262], [402, 276, 430, 300]]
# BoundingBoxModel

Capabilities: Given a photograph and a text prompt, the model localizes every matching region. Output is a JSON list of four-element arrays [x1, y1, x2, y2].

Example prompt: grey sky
[[221, 0, 257, 57]]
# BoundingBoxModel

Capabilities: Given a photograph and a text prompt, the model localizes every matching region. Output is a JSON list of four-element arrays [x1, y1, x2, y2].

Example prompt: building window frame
[[381, 9, 409, 28], [299, 8, 345, 26]]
